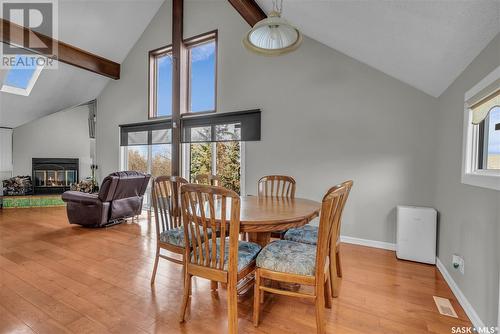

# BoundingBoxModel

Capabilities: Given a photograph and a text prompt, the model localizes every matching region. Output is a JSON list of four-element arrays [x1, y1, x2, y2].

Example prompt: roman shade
[[120, 120, 172, 146], [120, 109, 261, 146], [181, 109, 261, 143], [470, 89, 500, 125]]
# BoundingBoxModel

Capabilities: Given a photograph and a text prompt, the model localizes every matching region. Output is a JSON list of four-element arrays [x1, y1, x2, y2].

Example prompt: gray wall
[[13, 104, 92, 179], [434, 34, 500, 326], [96, 0, 437, 244]]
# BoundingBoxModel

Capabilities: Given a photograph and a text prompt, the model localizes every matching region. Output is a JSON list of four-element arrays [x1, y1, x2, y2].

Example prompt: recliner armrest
[[62, 191, 101, 205]]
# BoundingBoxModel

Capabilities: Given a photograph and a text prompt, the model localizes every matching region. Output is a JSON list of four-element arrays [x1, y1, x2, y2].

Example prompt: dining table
[[229, 195, 321, 247], [196, 194, 321, 295]]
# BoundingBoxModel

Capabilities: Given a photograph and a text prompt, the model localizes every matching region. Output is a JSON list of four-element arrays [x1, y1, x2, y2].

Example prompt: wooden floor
[[0, 207, 471, 334]]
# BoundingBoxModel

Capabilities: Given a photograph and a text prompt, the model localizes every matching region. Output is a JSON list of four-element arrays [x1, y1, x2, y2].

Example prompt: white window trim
[[461, 65, 500, 191]]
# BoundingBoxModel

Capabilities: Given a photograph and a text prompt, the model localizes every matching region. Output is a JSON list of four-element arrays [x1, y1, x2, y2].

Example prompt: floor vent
[[433, 296, 458, 318]]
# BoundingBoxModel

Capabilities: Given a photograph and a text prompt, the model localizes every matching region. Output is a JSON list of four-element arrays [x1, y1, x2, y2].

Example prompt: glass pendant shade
[[243, 11, 302, 56]]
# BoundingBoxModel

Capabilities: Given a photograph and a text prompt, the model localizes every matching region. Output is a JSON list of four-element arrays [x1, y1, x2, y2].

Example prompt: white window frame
[[461, 65, 500, 191], [181, 141, 245, 195]]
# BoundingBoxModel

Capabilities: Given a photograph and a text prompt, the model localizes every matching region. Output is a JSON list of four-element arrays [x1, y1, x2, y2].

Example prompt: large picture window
[[121, 110, 259, 197], [178, 109, 260, 195], [123, 31, 258, 202], [149, 31, 217, 119]]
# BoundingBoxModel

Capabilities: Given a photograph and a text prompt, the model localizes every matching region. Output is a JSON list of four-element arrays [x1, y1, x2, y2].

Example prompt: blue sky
[[190, 42, 216, 112], [157, 55, 173, 117], [488, 106, 500, 154], [5, 55, 36, 89], [156, 41, 215, 116]]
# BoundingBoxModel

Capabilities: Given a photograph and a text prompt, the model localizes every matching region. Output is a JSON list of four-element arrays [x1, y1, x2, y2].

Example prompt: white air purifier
[[396, 206, 437, 264]]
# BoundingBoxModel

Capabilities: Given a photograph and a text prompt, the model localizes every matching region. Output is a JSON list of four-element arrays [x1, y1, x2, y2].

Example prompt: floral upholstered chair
[[283, 180, 353, 297], [253, 181, 352, 334]]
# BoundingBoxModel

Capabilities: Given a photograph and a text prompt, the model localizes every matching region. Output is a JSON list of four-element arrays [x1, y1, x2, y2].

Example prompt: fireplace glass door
[[32, 158, 79, 194], [35, 170, 76, 188], [66, 170, 77, 186], [34, 171, 46, 187]]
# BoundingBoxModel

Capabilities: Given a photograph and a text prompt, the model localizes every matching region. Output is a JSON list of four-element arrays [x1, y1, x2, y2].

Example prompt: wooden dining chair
[[194, 173, 222, 186], [253, 182, 352, 334], [179, 184, 262, 333], [150, 176, 190, 285], [283, 180, 353, 297], [258, 175, 296, 239], [257, 175, 296, 198]]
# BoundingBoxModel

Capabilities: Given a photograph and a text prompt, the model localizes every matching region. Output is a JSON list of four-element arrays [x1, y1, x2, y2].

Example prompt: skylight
[[1, 55, 43, 96]]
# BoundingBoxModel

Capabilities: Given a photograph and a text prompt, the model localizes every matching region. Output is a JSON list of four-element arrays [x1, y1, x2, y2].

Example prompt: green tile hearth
[[2, 195, 65, 208]]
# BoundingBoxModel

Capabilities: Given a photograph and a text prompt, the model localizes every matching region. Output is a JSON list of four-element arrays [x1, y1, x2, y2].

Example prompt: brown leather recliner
[[62, 171, 151, 227]]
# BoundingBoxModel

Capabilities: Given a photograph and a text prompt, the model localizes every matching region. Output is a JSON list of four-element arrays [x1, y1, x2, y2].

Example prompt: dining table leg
[[248, 232, 271, 247]]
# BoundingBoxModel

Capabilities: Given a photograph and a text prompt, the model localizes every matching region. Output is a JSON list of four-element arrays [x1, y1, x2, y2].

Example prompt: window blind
[[181, 109, 261, 143], [120, 119, 172, 146], [470, 88, 500, 125], [120, 109, 260, 146]]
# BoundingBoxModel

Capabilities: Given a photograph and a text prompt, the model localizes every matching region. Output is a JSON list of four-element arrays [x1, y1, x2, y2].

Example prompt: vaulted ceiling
[[0, 0, 164, 128], [2, 0, 499, 128], [256, 0, 500, 97]]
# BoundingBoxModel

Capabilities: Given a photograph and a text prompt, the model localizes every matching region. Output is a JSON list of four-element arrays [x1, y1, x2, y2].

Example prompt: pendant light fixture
[[243, 0, 302, 56]]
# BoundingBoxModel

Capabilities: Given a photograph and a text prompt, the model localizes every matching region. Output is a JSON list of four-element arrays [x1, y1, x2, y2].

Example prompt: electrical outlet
[[452, 254, 465, 275]]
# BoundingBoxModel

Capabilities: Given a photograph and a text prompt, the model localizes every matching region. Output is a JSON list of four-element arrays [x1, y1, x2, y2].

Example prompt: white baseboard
[[340, 235, 396, 251], [436, 258, 485, 329]]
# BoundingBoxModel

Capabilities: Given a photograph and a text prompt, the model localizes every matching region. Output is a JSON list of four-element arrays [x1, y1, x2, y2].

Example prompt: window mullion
[[212, 142, 217, 175], [147, 144, 152, 174]]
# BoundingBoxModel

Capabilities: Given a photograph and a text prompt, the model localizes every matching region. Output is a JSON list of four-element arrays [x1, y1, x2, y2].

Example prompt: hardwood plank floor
[[0, 207, 471, 333]]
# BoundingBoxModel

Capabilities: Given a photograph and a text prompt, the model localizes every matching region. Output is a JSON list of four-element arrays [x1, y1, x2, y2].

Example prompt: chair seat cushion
[[160, 227, 212, 247], [256, 240, 316, 276], [284, 225, 318, 245], [192, 238, 262, 272]]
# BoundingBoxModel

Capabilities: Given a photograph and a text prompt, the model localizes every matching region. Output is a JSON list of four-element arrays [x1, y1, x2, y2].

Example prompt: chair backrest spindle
[[181, 184, 241, 273], [152, 176, 188, 239], [258, 175, 296, 198]]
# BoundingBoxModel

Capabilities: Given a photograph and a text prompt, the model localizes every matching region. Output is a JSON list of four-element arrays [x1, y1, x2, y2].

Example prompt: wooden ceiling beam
[[1, 18, 120, 80], [227, 0, 266, 27]]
